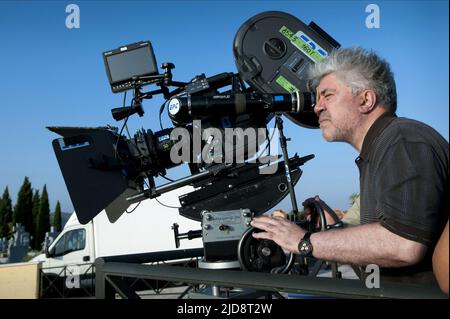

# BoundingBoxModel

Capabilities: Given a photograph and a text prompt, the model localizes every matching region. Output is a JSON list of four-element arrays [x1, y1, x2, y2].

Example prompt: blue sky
[[0, 0, 448, 216]]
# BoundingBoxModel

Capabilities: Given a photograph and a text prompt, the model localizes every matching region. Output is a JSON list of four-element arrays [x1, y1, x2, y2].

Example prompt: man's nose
[[314, 97, 325, 116]]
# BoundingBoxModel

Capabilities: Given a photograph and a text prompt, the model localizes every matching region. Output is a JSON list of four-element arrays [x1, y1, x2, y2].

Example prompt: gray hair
[[308, 47, 397, 113]]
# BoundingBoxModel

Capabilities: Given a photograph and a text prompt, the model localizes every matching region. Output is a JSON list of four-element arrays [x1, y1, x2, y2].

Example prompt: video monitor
[[103, 41, 158, 93]]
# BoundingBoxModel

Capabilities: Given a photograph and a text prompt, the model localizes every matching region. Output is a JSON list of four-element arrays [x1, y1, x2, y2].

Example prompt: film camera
[[48, 12, 340, 272]]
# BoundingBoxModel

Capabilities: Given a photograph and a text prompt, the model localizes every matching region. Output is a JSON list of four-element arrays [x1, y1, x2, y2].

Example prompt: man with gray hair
[[251, 47, 449, 284]]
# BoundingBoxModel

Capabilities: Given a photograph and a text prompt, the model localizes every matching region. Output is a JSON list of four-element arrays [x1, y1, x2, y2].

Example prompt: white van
[[32, 187, 203, 293]]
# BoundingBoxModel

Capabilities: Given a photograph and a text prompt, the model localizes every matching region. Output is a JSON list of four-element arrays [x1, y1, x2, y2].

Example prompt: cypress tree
[[36, 185, 50, 251], [13, 177, 33, 228], [31, 190, 41, 249], [53, 201, 62, 232], [0, 187, 13, 238]]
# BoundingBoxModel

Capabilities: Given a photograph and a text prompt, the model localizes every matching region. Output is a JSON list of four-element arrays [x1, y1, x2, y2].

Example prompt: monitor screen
[[106, 44, 158, 84]]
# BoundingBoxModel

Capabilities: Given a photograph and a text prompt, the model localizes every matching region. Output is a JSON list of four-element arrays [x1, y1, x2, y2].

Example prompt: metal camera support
[[275, 114, 299, 214]]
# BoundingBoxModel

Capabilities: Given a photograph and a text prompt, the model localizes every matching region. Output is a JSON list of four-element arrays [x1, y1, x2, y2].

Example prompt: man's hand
[[250, 212, 306, 254]]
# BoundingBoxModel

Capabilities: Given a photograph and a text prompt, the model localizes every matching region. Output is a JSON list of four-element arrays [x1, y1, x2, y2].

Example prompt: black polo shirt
[[356, 112, 449, 280]]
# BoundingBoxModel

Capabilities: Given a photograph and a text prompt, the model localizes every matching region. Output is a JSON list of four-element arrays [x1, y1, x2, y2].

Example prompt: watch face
[[299, 240, 312, 256]]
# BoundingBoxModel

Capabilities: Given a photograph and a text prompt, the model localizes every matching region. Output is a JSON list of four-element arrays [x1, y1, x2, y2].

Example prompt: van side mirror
[[45, 247, 54, 258]]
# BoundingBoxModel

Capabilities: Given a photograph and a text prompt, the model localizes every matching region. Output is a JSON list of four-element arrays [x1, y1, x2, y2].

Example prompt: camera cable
[[142, 175, 180, 209]]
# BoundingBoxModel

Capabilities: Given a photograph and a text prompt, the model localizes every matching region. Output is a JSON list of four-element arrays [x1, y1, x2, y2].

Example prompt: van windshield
[[53, 229, 86, 256]]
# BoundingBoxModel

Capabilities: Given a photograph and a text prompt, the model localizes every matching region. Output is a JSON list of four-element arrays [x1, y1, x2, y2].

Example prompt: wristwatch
[[297, 232, 313, 257]]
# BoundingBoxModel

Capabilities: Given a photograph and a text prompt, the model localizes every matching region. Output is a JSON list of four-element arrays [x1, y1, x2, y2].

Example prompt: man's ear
[[358, 90, 377, 114]]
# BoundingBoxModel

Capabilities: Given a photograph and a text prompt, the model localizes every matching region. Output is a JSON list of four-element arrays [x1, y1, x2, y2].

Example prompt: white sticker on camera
[[168, 98, 181, 115]]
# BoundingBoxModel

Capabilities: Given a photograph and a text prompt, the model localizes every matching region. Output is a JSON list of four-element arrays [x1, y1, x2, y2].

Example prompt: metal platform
[[94, 249, 447, 299]]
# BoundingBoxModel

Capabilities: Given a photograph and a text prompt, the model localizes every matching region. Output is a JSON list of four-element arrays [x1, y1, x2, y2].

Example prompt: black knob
[[161, 62, 175, 69]]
